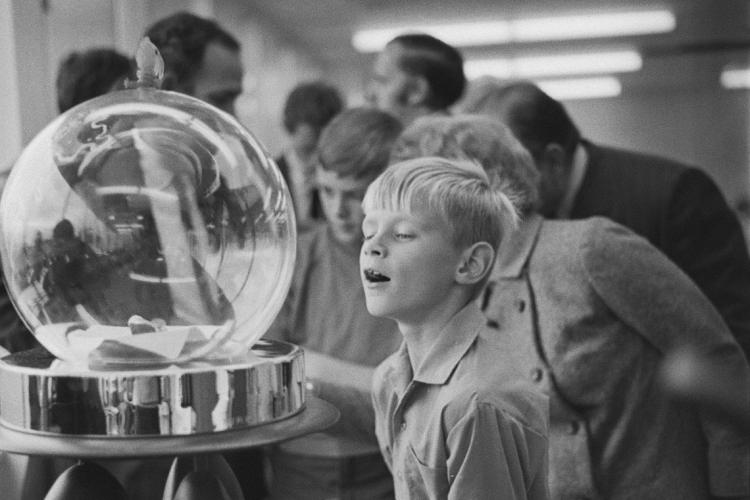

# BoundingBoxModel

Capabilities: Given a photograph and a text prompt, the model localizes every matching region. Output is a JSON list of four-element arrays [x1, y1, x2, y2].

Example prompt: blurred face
[[365, 43, 413, 121], [291, 123, 319, 161], [316, 169, 371, 246], [191, 42, 244, 116], [360, 209, 462, 324]]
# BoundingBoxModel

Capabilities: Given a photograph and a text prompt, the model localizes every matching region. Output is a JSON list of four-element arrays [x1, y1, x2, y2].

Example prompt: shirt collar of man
[[284, 147, 317, 222], [555, 142, 588, 219], [285, 147, 316, 186], [492, 213, 544, 279], [401, 301, 486, 386]]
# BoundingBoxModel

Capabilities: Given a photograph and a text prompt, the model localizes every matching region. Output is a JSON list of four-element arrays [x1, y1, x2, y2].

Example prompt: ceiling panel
[[246, 0, 750, 92]]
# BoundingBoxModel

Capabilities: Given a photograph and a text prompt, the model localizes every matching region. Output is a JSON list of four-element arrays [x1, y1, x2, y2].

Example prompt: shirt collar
[[410, 301, 485, 385], [555, 143, 588, 219], [492, 213, 544, 279], [285, 148, 316, 182]]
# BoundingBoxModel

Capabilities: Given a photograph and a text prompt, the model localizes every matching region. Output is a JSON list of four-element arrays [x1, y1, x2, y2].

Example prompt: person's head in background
[[360, 157, 516, 322], [316, 107, 403, 247], [282, 81, 345, 164], [366, 33, 466, 126], [390, 113, 540, 217], [460, 78, 580, 218], [145, 11, 243, 115], [56, 48, 134, 113]]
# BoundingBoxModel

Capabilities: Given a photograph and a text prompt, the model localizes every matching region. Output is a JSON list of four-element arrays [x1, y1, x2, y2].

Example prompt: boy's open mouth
[[364, 268, 390, 283]]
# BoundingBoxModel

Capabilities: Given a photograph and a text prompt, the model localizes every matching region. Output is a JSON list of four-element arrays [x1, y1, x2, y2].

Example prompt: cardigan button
[[568, 420, 580, 435], [517, 299, 526, 312], [530, 368, 543, 382]]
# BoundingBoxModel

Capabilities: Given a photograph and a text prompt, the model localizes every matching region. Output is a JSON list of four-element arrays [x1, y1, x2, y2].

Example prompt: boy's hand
[[304, 349, 374, 393]]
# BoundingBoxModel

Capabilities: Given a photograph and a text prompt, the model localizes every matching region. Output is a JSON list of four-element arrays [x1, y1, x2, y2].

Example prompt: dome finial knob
[[133, 37, 164, 89]]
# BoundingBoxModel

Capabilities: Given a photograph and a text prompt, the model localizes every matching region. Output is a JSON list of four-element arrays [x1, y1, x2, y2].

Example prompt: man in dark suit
[[462, 79, 750, 358], [365, 33, 466, 127], [276, 81, 344, 229]]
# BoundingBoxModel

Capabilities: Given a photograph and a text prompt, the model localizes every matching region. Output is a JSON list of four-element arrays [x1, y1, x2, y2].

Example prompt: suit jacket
[[571, 140, 750, 356], [274, 153, 323, 224], [484, 214, 750, 499]]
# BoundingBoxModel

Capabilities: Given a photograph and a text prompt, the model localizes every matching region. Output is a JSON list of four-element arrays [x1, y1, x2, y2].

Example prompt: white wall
[[0, 0, 142, 170], [0, 0, 56, 168], [0, 0, 23, 170]]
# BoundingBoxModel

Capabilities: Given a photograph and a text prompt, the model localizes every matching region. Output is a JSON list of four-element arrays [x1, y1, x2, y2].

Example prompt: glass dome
[[0, 86, 296, 369]]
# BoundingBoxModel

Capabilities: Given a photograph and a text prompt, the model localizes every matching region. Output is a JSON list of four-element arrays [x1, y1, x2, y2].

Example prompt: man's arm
[[666, 168, 750, 358], [304, 349, 377, 441]]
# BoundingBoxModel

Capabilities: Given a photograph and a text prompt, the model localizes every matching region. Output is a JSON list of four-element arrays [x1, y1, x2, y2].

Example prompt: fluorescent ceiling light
[[464, 50, 642, 79], [511, 11, 675, 42], [721, 68, 750, 89], [536, 77, 622, 100], [352, 9, 675, 52], [353, 22, 511, 52]]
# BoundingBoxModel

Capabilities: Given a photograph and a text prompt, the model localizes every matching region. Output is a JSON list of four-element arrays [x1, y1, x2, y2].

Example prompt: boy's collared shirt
[[372, 302, 549, 500]]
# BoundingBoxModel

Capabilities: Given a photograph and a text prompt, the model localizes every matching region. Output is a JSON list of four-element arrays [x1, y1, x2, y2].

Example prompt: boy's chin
[[364, 297, 397, 319]]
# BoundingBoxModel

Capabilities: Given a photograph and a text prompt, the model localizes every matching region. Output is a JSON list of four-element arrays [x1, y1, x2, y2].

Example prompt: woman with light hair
[[390, 112, 540, 215], [390, 114, 750, 500]]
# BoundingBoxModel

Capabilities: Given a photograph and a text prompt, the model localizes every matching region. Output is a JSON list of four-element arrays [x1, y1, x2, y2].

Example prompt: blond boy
[[360, 157, 549, 499]]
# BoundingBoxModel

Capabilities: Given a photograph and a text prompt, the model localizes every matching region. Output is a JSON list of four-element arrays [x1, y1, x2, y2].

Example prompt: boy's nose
[[362, 238, 385, 257]]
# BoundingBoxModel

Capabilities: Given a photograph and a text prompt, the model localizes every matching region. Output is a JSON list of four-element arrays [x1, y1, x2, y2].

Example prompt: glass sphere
[[0, 87, 296, 369]]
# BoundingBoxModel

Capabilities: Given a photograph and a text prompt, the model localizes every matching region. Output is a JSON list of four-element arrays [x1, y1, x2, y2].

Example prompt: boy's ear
[[455, 242, 495, 285], [539, 143, 569, 178], [404, 75, 430, 107]]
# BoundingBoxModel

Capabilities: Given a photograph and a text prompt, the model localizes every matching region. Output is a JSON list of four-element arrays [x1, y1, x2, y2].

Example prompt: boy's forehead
[[315, 168, 372, 191], [364, 207, 447, 230]]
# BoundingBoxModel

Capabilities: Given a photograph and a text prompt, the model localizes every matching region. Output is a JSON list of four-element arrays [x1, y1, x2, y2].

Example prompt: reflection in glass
[[1, 88, 296, 368]]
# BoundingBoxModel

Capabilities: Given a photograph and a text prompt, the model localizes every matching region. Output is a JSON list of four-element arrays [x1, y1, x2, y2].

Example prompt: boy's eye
[[394, 232, 414, 240], [363, 233, 373, 241]]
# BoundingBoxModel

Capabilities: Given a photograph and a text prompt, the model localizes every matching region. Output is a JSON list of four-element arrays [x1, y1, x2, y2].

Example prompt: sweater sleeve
[[582, 217, 750, 497]]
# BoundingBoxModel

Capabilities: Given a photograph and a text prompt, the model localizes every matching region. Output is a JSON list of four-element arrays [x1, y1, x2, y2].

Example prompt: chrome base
[[0, 339, 305, 438], [0, 397, 338, 458]]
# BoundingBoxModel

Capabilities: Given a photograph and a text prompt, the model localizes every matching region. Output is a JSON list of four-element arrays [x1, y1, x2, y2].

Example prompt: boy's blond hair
[[363, 156, 518, 252]]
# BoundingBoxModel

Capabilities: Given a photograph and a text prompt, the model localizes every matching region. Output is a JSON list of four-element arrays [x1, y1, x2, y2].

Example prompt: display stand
[[0, 341, 339, 499], [0, 37, 317, 500]]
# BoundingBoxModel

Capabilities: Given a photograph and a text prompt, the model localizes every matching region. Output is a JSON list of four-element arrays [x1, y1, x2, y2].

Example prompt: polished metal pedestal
[[0, 339, 310, 437], [0, 397, 338, 458], [0, 340, 339, 499]]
